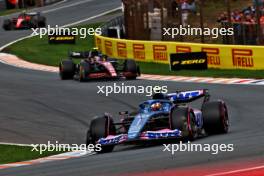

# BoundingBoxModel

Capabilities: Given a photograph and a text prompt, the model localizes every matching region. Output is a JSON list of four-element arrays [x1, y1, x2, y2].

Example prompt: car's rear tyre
[[59, 60, 75, 80], [3, 19, 13, 30], [38, 16, 46, 27], [79, 61, 91, 82], [31, 17, 39, 28], [86, 116, 116, 153], [124, 59, 138, 80], [202, 101, 229, 134], [170, 107, 197, 141]]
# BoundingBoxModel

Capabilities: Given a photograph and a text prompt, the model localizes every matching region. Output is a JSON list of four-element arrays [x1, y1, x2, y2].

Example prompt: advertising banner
[[5, 0, 17, 9], [170, 52, 208, 71], [95, 35, 264, 70], [48, 35, 75, 44]]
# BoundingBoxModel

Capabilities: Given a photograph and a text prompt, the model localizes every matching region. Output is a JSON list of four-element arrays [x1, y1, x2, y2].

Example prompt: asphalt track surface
[[0, 0, 121, 46], [0, 1, 264, 176]]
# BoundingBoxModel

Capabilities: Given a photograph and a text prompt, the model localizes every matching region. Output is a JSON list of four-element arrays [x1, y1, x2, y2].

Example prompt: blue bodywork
[[98, 90, 206, 145], [128, 100, 172, 140]]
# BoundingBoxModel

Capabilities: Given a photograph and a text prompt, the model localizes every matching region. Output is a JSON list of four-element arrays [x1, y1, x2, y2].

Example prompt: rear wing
[[169, 89, 210, 103], [68, 50, 103, 59], [153, 89, 210, 104], [68, 51, 91, 58], [25, 12, 39, 16]]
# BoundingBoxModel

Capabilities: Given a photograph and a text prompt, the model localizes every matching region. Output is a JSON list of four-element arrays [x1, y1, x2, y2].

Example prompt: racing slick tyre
[[79, 61, 91, 82], [202, 101, 229, 134], [59, 60, 75, 80], [3, 19, 13, 30], [37, 16, 46, 27], [31, 18, 39, 28], [124, 59, 138, 80], [170, 107, 198, 141], [86, 116, 116, 153]]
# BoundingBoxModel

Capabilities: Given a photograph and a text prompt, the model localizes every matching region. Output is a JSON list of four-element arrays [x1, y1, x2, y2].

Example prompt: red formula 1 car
[[2, 12, 46, 30], [59, 50, 141, 81]]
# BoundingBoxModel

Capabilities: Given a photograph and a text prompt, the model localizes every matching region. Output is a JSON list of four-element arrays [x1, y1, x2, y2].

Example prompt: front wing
[[98, 129, 182, 146]]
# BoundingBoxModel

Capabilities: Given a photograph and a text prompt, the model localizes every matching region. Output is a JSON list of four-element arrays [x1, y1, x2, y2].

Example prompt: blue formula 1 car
[[86, 89, 229, 153]]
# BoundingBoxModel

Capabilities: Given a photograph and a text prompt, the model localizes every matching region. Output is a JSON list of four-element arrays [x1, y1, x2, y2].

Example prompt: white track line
[[62, 7, 122, 27], [0, 35, 35, 51], [0, 53, 263, 86], [0, 6, 122, 51], [0, 0, 68, 18], [257, 81, 264, 85], [0, 150, 95, 169], [204, 165, 264, 176], [0, 6, 121, 161], [0, 142, 32, 147], [50, 0, 68, 7], [42, 0, 93, 14]]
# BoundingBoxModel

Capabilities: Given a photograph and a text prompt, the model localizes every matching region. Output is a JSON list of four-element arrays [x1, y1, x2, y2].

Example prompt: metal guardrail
[[0, 0, 6, 11], [221, 22, 261, 45], [100, 16, 124, 37], [44, 0, 62, 5], [101, 16, 263, 45], [0, 0, 63, 10]]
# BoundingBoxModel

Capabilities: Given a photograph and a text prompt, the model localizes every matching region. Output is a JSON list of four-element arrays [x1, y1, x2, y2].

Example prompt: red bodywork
[[8, 0, 17, 5], [83, 60, 137, 79], [13, 14, 32, 28]]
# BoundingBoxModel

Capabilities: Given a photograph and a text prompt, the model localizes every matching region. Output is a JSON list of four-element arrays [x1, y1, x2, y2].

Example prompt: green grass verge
[[5, 23, 101, 66], [0, 144, 63, 164], [4, 23, 264, 79], [0, 9, 25, 16]]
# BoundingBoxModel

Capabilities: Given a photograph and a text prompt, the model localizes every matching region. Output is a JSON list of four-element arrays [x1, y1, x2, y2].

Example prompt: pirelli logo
[[105, 41, 113, 56], [176, 46, 192, 53], [202, 48, 221, 66], [96, 38, 102, 51], [133, 44, 145, 60], [232, 49, 254, 68], [153, 45, 168, 61], [117, 42, 127, 58]]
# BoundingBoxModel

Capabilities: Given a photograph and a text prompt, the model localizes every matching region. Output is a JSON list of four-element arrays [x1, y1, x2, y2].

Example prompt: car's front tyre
[[59, 59, 75, 80], [79, 61, 91, 82], [86, 116, 116, 153], [170, 107, 198, 141], [3, 19, 13, 30], [202, 101, 229, 134], [123, 59, 138, 80]]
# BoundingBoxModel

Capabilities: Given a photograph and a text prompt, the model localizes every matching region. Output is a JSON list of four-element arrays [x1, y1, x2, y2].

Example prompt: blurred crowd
[[4, 0, 59, 9], [170, 0, 196, 26], [217, 4, 264, 24], [217, 1, 264, 45]]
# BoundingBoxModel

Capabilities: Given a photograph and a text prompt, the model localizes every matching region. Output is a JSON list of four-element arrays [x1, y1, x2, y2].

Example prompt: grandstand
[[122, 0, 263, 45]]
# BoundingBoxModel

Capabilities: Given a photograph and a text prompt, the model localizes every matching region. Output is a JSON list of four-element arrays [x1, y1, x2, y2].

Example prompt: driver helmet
[[151, 102, 162, 111], [88, 57, 95, 64], [90, 48, 99, 57], [94, 56, 100, 61], [21, 11, 26, 17]]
